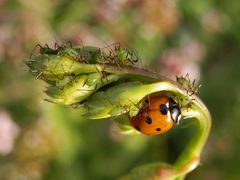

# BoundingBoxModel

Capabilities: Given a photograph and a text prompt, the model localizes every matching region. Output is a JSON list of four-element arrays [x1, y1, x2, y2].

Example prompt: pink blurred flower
[[159, 38, 205, 82], [92, 0, 136, 22], [0, 110, 20, 155]]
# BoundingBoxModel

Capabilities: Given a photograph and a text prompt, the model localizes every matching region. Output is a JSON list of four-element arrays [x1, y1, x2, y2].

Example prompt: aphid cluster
[[130, 95, 181, 135], [31, 42, 140, 67], [176, 73, 201, 96], [175, 73, 202, 109], [100, 43, 140, 67], [29, 42, 142, 90]]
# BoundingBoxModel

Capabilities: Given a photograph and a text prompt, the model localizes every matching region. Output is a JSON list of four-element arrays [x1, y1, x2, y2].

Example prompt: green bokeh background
[[0, 0, 239, 179]]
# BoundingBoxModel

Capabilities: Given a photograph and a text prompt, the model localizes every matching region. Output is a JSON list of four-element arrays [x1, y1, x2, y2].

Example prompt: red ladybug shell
[[130, 95, 181, 135]]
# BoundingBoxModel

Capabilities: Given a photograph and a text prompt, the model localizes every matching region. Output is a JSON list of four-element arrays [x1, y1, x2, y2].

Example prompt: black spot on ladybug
[[156, 128, 161, 131], [159, 104, 168, 115], [145, 116, 152, 124], [135, 126, 141, 132]]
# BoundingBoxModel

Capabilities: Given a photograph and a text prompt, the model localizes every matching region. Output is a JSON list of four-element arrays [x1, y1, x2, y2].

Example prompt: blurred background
[[0, 0, 240, 179]]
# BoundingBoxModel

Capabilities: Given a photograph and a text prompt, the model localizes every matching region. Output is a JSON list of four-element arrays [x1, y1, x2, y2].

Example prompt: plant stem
[[173, 96, 211, 179]]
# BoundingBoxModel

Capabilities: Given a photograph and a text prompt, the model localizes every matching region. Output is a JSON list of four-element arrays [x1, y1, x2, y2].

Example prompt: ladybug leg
[[143, 95, 150, 109]]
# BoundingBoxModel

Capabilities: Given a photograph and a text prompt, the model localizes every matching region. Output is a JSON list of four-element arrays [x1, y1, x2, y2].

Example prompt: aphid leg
[[117, 101, 130, 114], [192, 79, 196, 87], [108, 100, 115, 107], [127, 47, 139, 65], [69, 60, 75, 72], [195, 84, 202, 93], [176, 75, 180, 82], [81, 77, 87, 88], [35, 71, 43, 80], [30, 44, 43, 59], [43, 44, 50, 49], [114, 42, 121, 51], [128, 99, 141, 113], [185, 73, 190, 82], [104, 43, 121, 67], [93, 83, 98, 91], [60, 64, 75, 87], [99, 67, 110, 85], [112, 56, 121, 68], [54, 42, 60, 50], [104, 44, 115, 63], [54, 54, 64, 69], [84, 56, 90, 64]]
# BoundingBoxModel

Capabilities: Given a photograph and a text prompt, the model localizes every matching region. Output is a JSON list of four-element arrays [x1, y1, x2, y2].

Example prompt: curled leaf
[[26, 43, 211, 180]]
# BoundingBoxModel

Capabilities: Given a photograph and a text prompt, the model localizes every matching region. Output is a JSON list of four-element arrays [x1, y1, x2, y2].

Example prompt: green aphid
[[176, 73, 201, 96], [34, 44, 64, 55], [75, 46, 102, 64], [106, 43, 139, 66], [58, 47, 79, 60]]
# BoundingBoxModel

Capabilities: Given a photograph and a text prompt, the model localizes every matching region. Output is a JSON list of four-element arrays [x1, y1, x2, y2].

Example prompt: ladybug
[[130, 95, 181, 135]]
